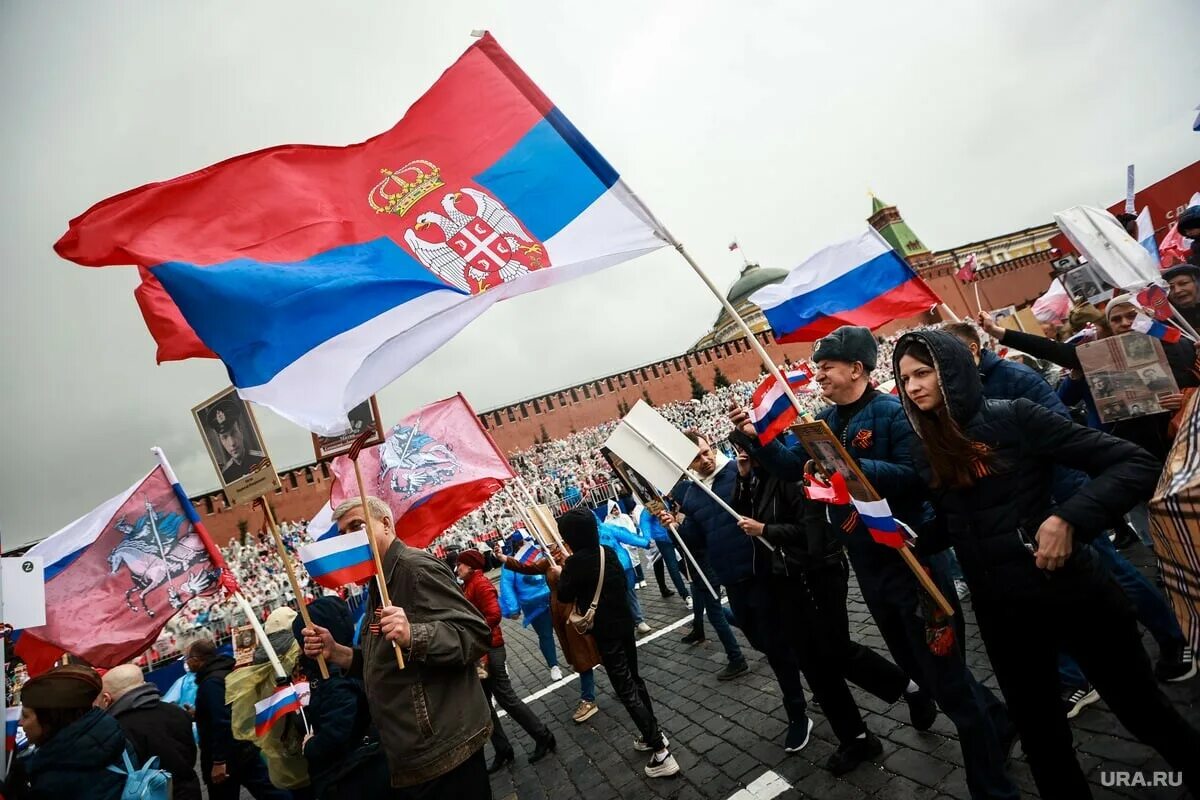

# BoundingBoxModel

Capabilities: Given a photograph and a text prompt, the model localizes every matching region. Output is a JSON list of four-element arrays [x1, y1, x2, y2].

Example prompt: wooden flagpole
[[258, 499, 329, 679], [346, 431, 405, 671]]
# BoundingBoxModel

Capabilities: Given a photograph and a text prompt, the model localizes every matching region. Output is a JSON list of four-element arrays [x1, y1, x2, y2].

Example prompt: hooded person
[[497, 529, 561, 681], [556, 509, 680, 779], [4, 665, 136, 800], [595, 509, 653, 633], [606, 500, 646, 586], [290, 596, 391, 800], [892, 328, 1200, 798]]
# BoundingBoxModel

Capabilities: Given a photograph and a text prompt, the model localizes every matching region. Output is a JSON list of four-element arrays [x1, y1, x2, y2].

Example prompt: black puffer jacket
[[893, 330, 1160, 596]]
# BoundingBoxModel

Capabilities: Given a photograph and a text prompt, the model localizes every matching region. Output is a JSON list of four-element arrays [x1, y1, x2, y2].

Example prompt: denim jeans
[[624, 568, 644, 624], [579, 668, 595, 702], [528, 609, 558, 669], [691, 561, 744, 665], [655, 541, 691, 598]]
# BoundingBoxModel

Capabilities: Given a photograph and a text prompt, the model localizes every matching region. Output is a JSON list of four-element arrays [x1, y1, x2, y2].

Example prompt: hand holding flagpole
[[258, 499, 329, 679], [346, 430, 405, 671]]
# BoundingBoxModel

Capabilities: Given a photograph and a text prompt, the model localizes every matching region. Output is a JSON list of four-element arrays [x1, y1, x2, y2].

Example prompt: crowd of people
[[5, 205, 1200, 800]]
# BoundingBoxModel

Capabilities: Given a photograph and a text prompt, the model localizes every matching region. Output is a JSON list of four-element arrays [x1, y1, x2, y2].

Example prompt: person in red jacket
[[456, 549, 557, 773]]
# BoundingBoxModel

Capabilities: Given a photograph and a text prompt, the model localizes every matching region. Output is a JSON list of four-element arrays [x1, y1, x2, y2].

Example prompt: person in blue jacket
[[634, 504, 692, 608], [594, 515, 654, 634], [499, 528, 563, 681], [731, 326, 1018, 800]]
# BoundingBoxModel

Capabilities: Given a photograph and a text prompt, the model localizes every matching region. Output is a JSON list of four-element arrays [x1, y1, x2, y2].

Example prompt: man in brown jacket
[[301, 495, 493, 798]]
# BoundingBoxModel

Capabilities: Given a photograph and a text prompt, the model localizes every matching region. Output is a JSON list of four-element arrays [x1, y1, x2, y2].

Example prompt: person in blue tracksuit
[[499, 529, 562, 680], [731, 326, 1018, 800], [595, 517, 654, 632], [634, 504, 692, 606]]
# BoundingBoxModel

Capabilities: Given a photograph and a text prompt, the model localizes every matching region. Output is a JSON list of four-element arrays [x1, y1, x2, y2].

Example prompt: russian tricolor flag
[[6, 706, 20, 751], [849, 497, 911, 549], [254, 685, 303, 737], [297, 531, 376, 589], [750, 367, 812, 444], [750, 230, 942, 343], [1135, 207, 1160, 264], [1131, 314, 1182, 344]]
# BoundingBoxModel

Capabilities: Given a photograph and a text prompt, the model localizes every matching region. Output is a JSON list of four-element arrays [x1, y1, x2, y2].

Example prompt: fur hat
[[457, 549, 485, 570], [811, 326, 878, 370]]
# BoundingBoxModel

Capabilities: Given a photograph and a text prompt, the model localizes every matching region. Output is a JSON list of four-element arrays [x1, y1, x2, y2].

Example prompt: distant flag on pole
[[954, 253, 978, 283], [749, 366, 812, 444], [749, 230, 941, 343], [5, 706, 20, 751], [1131, 313, 1182, 344], [848, 497, 912, 549], [53, 33, 667, 435], [254, 685, 303, 737], [1135, 207, 1160, 263], [297, 532, 376, 589], [728, 241, 740, 252]]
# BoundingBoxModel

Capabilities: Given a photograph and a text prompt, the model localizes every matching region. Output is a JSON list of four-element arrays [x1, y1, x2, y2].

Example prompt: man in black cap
[[207, 397, 266, 484], [1164, 261, 1200, 332], [730, 325, 1019, 799]]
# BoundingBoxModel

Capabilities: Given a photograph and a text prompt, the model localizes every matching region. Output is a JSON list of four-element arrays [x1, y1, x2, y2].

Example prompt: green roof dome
[[727, 264, 787, 305]]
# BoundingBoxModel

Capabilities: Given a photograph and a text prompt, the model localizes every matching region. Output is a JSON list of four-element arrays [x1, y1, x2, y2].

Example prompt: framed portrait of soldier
[[192, 387, 281, 505], [788, 420, 874, 502], [232, 624, 257, 668], [311, 396, 384, 461]]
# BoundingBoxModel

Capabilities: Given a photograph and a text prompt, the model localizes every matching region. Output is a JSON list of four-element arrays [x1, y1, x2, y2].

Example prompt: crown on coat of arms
[[368, 160, 444, 217]]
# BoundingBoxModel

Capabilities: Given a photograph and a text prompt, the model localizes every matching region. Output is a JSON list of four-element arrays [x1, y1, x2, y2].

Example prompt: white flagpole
[[151, 447, 287, 681]]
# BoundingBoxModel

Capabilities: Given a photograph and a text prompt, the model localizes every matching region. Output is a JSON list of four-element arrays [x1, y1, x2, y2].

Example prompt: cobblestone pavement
[[484, 550, 1199, 800]]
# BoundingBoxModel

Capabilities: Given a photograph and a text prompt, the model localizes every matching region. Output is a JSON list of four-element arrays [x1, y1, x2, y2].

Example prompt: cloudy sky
[[2, 1, 1196, 548]]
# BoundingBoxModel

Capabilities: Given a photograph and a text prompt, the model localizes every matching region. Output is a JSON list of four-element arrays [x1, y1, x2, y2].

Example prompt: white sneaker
[[549, 666, 563, 681], [636, 621, 652, 634], [685, 596, 694, 610], [638, 581, 647, 589], [645, 750, 680, 778]]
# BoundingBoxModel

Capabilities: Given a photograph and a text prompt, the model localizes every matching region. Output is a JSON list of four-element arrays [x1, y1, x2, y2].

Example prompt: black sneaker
[[661, 590, 676, 598], [825, 733, 883, 775], [1155, 644, 1197, 683], [784, 716, 814, 753], [905, 689, 937, 731], [717, 661, 749, 681], [1061, 684, 1100, 719], [680, 628, 706, 646]]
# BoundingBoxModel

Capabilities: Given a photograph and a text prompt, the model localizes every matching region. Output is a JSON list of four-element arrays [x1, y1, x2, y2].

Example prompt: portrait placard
[[192, 387, 281, 505], [232, 624, 257, 668], [788, 420, 876, 503], [311, 396, 384, 461], [1076, 334, 1179, 423]]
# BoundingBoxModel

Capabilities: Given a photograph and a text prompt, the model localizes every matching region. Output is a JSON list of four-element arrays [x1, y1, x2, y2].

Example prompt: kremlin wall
[[191, 161, 1200, 545]]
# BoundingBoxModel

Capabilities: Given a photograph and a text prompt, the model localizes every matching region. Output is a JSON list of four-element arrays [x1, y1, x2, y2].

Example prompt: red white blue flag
[[329, 394, 514, 549], [848, 497, 912, 549], [750, 367, 812, 444], [13, 464, 232, 675], [1131, 313, 1182, 344], [297, 532, 376, 589], [750, 230, 941, 343], [254, 685, 303, 737], [5, 706, 20, 752], [54, 33, 666, 435]]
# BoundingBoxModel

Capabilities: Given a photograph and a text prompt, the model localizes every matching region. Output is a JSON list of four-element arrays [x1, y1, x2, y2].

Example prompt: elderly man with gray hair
[[301, 495, 495, 798], [97, 663, 201, 800]]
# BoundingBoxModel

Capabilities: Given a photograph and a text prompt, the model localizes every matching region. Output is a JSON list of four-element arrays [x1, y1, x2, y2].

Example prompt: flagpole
[[345, 433, 405, 671], [151, 447, 287, 681], [258, 500, 329, 679], [511, 476, 566, 551]]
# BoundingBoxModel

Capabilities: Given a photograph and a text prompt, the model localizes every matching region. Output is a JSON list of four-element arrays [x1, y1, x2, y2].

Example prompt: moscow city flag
[[54, 33, 666, 434]]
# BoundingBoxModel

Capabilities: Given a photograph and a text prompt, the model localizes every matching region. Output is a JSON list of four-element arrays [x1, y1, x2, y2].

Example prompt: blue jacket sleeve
[[610, 525, 651, 549], [1015, 369, 1070, 418], [498, 569, 519, 617], [856, 408, 922, 497], [739, 439, 810, 482]]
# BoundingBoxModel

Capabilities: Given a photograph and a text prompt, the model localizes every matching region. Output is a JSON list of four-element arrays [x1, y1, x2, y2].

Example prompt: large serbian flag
[[750, 230, 941, 343], [54, 33, 666, 434], [329, 394, 513, 548], [13, 462, 233, 675]]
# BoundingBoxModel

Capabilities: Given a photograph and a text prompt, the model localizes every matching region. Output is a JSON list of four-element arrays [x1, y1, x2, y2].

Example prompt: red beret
[[457, 549, 485, 570]]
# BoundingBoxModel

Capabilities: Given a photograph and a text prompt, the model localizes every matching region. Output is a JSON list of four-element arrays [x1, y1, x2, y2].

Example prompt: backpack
[[107, 751, 171, 800]]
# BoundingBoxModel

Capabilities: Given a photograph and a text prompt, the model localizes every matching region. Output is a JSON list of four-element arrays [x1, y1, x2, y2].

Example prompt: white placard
[[604, 401, 700, 495], [2, 556, 46, 629]]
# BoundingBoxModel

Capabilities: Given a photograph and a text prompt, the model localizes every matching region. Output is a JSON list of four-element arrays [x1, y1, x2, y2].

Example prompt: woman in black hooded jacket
[[892, 329, 1200, 799]]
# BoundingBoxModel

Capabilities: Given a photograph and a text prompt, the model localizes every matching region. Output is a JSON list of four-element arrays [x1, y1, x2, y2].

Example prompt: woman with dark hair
[[4, 665, 135, 800], [892, 329, 1200, 798]]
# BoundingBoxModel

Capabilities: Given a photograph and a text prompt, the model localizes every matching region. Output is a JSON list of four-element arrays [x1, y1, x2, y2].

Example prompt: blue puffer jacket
[[20, 707, 135, 800], [673, 461, 764, 586], [499, 545, 552, 626], [742, 391, 926, 596], [597, 521, 650, 572], [978, 349, 1068, 415]]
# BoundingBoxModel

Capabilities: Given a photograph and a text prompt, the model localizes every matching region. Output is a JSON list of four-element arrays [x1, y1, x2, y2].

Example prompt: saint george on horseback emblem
[[369, 160, 551, 294], [107, 499, 221, 618], [378, 421, 460, 500]]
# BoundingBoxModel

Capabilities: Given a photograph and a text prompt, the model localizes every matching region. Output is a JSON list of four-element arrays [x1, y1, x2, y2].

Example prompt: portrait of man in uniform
[[193, 388, 272, 495]]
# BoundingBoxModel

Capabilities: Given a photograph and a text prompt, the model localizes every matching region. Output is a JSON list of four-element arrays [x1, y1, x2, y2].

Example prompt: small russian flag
[[750, 366, 812, 445], [297, 531, 377, 589], [6, 705, 21, 751], [1131, 313, 1182, 344], [254, 685, 302, 737], [849, 497, 911, 549]]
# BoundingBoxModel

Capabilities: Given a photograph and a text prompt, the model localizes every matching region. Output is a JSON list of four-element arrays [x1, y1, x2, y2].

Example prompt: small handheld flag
[[750, 366, 812, 444], [848, 497, 912, 549], [297, 531, 377, 589], [954, 253, 978, 283], [254, 685, 303, 737], [1131, 313, 1182, 344], [6, 706, 20, 751], [1136, 285, 1172, 322]]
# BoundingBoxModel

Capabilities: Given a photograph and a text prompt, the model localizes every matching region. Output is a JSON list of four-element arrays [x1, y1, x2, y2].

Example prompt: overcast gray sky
[[2, 1, 1197, 548]]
